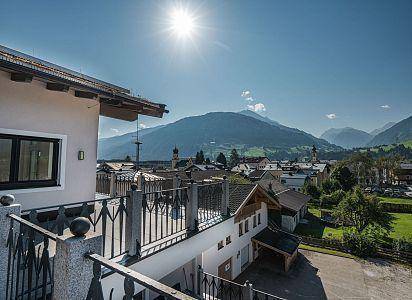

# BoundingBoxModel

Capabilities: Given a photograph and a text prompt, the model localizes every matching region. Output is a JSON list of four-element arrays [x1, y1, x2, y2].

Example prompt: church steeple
[[172, 146, 179, 169], [311, 145, 318, 163]]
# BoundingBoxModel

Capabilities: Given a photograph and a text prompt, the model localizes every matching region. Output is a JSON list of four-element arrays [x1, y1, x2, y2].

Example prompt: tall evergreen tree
[[229, 149, 240, 168], [216, 152, 227, 167]]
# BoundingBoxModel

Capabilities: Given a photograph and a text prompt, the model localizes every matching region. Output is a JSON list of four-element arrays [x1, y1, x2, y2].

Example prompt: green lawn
[[389, 213, 412, 242], [297, 207, 412, 243], [378, 196, 412, 205], [295, 208, 343, 240]]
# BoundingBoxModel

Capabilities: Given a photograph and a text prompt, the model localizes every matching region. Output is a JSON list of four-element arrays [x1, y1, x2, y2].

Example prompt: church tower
[[172, 146, 179, 169], [311, 145, 318, 163]]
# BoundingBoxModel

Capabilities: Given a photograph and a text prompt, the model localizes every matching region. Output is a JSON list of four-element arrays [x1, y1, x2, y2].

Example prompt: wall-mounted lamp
[[78, 150, 85, 160]]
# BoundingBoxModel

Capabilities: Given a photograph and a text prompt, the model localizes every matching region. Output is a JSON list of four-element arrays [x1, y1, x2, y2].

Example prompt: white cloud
[[241, 90, 251, 98], [110, 128, 120, 133], [247, 103, 266, 112], [245, 96, 254, 102], [325, 113, 337, 119], [381, 104, 390, 109], [139, 123, 147, 129]]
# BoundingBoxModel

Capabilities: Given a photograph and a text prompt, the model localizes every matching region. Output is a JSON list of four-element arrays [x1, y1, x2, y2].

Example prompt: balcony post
[[197, 265, 204, 298], [243, 280, 254, 300], [221, 176, 230, 216], [137, 173, 145, 192], [109, 172, 117, 197], [53, 218, 103, 300], [0, 195, 20, 300], [172, 174, 181, 189], [126, 184, 142, 257], [187, 180, 198, 232]]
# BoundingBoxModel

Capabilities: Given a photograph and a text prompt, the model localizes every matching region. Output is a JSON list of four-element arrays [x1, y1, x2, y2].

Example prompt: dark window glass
[[245, 219, 249, 232], [258, 213, 261, 225], [226, 235, 231, 245], [218, 241, 224, 250], [0, 134, 59, 190], [0, 138, 12, 182], [239, 222, 243, 236], [253, 215, 257, 228]]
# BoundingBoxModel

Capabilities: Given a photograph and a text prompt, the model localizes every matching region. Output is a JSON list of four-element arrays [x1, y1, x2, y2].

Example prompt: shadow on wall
[[234, 249, 327, 300]]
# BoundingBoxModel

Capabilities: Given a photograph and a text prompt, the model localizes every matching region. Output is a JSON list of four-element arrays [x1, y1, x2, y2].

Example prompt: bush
[[392, 238, 412, 252], [303, 183, 321, 199], [342, 228, 379, 257], [320, 189, 346, 206]]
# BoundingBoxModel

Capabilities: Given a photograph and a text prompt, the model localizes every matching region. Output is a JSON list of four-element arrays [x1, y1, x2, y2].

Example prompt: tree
[[331, 164, 356, 191], [205, 157, 211, 164], [303, 182, 321, 199], [124, 155, 132, 162], [321, 179, 341, 195], [216, 152, 227, 167], [228, 149, 240, 168], [195, 150, 205, 164], [348, 153, 375, 186], [228, 174, 251, 184], [333, 187, 393, 233]]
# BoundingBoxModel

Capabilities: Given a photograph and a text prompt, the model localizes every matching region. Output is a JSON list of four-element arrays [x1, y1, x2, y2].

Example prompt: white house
[[0, 45, 167, 210], [280, 173, 310, 192]]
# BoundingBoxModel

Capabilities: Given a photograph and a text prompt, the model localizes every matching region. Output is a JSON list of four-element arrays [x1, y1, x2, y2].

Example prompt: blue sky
[[1, 0, 411, 138]]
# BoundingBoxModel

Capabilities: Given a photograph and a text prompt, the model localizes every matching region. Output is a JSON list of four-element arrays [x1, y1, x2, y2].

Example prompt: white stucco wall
[[202, 203, 268, 280], [0, 70, 100, 209]]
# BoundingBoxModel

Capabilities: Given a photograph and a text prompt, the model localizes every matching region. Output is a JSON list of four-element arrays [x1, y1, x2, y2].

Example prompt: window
[[226, 235, 231, 245], [258, 213, 261, 225], [253, 215, 257, 228], [218, 240, 224, 250], [0, 134, 60, 190], [239, 222, 243, 237], [245, 219, 249, 233]]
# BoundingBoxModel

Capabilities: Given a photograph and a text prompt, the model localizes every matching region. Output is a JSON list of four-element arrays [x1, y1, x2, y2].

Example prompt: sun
[[170, 8, 195, 38]]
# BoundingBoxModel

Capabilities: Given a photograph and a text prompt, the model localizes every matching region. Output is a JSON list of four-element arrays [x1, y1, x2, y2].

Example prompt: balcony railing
[[85, 252, 195, 300], [6, 214, 57, 300], [198, 268, 286, 300], [21, 195, 129, 259]]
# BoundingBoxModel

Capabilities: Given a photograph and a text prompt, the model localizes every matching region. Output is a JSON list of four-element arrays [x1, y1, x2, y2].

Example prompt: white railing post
[[126, 184, 142, 257], [109, 172, 117, 197], [221, 176, 230, 216], [172, 174, 181, 189], [0, 195, 20, 300], [53, 218, 103, 300], [243, 280, 254, 300], [187, 180, 199, 232]]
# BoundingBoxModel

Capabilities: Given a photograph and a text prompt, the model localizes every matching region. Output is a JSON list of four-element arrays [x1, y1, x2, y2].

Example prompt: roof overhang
[[0, 45, 168, 121]]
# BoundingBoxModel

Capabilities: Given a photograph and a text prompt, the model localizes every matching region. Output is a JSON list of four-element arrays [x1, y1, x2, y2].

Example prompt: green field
[[378, 196, 412, 205], [295, 208, 344, 239], [389, 213, 412, 242], [297, 207, 412, 243]]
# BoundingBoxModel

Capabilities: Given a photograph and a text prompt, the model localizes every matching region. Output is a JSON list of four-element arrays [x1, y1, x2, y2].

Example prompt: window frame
[[225, 235, 231, 245], [258, 213, 261, 225], [238, 222, 243, 237], [217, 240, 224, 250], [244, 219, 249, 233], [0, 133, 60, 190], [253, 215, 257, 228]]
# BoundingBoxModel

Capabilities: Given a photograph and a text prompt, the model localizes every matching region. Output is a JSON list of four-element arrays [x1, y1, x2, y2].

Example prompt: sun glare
[[170, 8, 195, 38]]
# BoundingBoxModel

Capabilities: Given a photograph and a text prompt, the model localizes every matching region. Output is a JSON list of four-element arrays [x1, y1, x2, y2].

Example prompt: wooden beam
[[46, 82, 69, 92], [100, 98, 122, 106], [10, 73, 33, 83], [75, 90, 97, 99]]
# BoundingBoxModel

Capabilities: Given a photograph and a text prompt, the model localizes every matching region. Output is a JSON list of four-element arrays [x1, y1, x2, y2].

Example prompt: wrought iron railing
[[85, 252, 195, 300], [142, 187, 189, 246], [199, 271, 285, 300], [21, 196, 129, 259], [6, 214, 57, 300], [201, 271, 244, 300], [198, 183, 223, 223]]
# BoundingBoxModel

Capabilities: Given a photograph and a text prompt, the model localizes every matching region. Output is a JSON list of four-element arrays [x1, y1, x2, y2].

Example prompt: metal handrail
[[86, 252, 196, 300], [202, 271, 244, 288], [253, 288, 287, 300], [142, 187, 188, 195], [8, 213, 58, 241], [21, 195, 129, 213]]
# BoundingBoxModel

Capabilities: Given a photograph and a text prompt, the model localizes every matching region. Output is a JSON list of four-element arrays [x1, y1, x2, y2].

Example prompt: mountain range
[[320, 122, 408, 149], [99, 111, 411, 160], [98, 110, 340, 161]]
